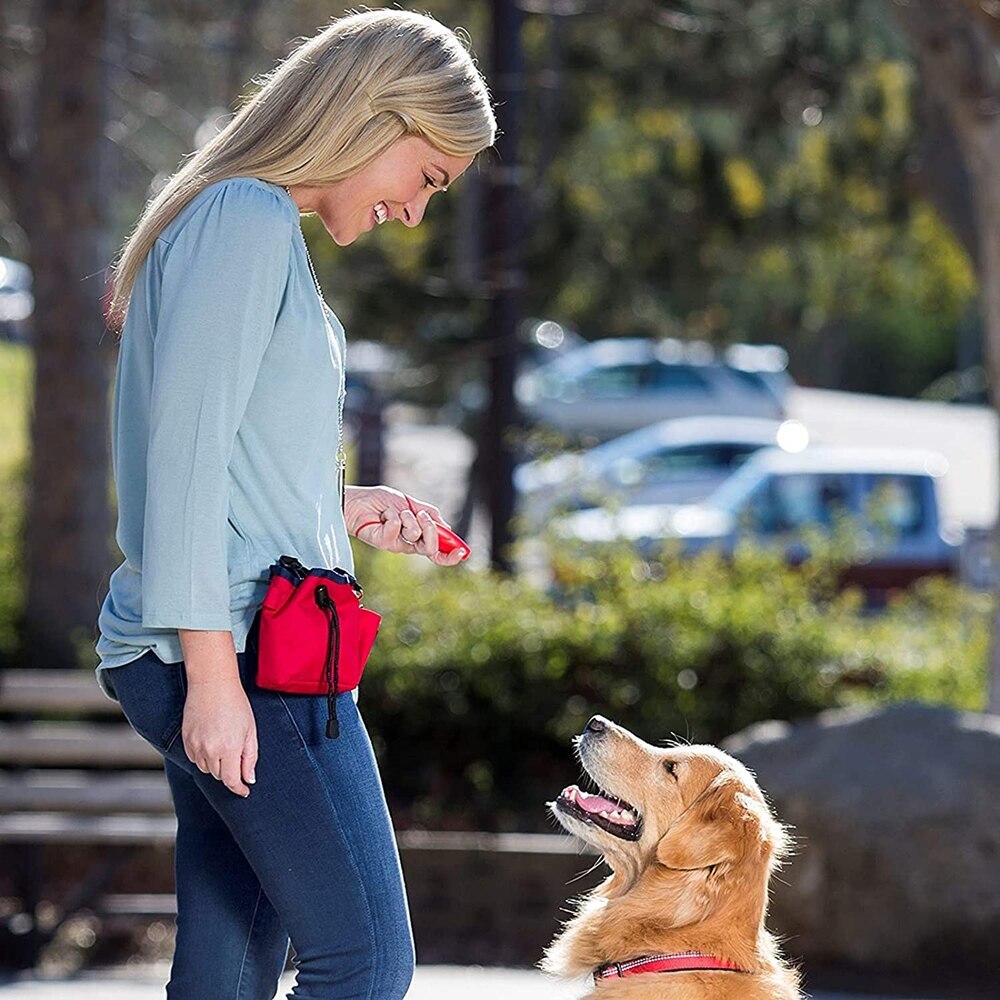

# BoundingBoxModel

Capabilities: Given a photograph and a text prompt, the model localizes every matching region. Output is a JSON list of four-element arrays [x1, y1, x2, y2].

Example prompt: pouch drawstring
[[314, 585, 341, 739]]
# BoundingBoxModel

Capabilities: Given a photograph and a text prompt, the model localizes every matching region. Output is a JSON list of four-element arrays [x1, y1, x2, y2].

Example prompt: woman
[[95, 9, 495, 999]]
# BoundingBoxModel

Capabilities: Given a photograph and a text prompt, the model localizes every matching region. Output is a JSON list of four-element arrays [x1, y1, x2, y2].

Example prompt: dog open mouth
[[555, 784, 643, 841]]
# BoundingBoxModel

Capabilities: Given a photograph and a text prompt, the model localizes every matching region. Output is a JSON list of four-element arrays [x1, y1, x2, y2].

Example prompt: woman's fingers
[[399, 507, 421, 540], [415, 509, 438, 554], [220, 754, 249, 798], [242, 727, 258, 787], [405, 495, 450, 527]]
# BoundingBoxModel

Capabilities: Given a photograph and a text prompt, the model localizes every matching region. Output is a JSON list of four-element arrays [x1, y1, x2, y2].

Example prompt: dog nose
[[585, 716, 607, 734]]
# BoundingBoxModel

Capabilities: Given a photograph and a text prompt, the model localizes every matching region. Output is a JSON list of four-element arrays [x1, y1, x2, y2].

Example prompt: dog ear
[[655, 779, 746, 872]]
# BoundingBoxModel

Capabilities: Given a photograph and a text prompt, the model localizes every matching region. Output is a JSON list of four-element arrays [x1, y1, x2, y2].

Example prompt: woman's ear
[[655, 779, 747, 872]]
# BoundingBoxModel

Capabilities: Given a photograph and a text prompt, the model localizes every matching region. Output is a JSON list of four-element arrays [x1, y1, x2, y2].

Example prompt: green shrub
[[353, 537, 991, 831]]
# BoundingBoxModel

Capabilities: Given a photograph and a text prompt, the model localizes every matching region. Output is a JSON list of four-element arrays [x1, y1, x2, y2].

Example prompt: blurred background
[[1, 0, 1000, 997]]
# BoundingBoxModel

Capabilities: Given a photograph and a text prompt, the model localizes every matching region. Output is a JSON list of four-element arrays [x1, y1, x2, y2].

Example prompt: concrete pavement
[[0, 963, 951, 998]]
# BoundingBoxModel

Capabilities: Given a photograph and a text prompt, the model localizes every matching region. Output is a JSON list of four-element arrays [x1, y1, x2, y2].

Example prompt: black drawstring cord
[[314, 585, 341, 739]]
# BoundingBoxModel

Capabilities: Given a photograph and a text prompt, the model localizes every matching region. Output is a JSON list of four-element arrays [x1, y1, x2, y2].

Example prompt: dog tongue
[[575, 790, 620, 814]]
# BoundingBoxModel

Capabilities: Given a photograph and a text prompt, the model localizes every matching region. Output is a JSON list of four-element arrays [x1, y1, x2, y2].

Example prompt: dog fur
[[542, 716, 800, 998]]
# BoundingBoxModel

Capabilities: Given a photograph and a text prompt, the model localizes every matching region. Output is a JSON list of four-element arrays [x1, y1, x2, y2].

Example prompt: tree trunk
[[891, 0, 1000, 712], [483, 0, 525, 573], [20, 0, 114, 668]]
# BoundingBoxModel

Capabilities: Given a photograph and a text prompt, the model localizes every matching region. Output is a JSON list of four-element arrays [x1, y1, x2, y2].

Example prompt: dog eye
[[663, 760, 678, 779]]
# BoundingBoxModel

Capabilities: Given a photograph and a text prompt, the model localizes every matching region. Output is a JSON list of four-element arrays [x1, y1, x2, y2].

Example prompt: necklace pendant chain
[[289, 193, 348, 511]]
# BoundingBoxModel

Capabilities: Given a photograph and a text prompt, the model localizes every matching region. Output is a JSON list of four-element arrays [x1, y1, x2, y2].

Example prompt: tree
[[890, 0, 1000, 712], [0, 0, 115, 668]]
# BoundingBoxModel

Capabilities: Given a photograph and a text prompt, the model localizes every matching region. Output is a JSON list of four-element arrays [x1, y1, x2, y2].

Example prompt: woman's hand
[[177, 630, 257, 797], [345, 484, 468, 566], [181, 679, 257, 797]]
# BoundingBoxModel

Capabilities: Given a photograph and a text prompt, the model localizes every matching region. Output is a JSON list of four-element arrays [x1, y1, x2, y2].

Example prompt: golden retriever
[[542, 716, 800, 999]]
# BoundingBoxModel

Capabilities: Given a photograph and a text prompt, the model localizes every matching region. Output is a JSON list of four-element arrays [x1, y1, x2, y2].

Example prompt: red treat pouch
[[256, 555, 381, 739]]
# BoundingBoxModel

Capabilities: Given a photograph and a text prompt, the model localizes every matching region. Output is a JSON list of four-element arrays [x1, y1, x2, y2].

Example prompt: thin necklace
[[284, 185, 323, 300], [283, 182, 348, 509]]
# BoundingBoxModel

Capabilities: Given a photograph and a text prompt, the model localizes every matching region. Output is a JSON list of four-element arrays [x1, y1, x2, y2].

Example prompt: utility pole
[[483, 0, 524, 573]]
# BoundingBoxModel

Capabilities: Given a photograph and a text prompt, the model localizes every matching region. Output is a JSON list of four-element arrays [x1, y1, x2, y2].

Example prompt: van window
[[747, 473, 851, 534], [866, 475, 926, 536]]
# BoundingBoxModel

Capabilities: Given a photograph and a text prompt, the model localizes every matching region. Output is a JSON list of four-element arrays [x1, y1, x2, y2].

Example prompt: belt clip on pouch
[[257, 555, 381, 739]]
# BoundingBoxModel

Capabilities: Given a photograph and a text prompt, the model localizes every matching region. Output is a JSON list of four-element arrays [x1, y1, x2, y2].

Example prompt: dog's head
[[550, 716, 789, 926]]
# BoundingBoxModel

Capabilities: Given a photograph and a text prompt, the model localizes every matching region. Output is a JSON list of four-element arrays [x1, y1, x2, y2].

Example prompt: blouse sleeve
[[140, 180, 294, 630]]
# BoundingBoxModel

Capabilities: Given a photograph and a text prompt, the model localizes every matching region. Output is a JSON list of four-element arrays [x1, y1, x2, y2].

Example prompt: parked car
[[0, 256, 32, 343], [513, 416, 810, 528], [515, 337, 792, 442], [554, 446, 961, 598]]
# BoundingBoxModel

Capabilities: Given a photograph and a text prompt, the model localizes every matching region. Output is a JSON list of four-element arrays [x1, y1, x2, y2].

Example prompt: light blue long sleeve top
[[95, 177, 353, 700]]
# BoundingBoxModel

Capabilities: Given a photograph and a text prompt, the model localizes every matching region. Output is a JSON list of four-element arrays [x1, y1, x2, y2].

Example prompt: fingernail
[[248, 772, 256, 784]]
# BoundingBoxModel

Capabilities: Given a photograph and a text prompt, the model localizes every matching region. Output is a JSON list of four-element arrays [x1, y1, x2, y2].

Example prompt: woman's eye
[[423, 174, 435, 188]]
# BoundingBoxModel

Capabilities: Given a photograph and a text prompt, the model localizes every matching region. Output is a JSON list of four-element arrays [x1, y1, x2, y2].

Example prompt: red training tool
[[406, 495, 471, 559], [431, 523, 470, 558]]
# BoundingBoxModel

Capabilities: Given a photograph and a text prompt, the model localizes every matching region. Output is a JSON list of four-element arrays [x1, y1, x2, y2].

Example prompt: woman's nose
[[400, 200, 426, 228], [401, 187, 435, 228]]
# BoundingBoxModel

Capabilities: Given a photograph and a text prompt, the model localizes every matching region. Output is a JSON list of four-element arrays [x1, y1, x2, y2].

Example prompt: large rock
[[722, 702, 1000, 980]]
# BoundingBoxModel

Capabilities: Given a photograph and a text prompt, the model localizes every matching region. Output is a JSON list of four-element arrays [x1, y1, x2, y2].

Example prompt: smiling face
[[286, 135, 474, 245]]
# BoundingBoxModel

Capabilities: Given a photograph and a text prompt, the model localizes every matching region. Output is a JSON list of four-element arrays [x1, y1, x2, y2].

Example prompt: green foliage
[[836, 576, 992, 710], [534, 0, 975, 396], [60, 0, 978, 406], [292, 0, 974, 401], [0, 342, 29, 656], [351, 538, 990, 831]]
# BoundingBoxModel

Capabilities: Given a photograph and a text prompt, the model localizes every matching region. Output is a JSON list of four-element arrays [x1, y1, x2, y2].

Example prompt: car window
[[614, 442, 764, 487], [633, 444, 725, 484], [716, 443, 764, 468], [645, 364, 712, 392], [746, 473, 852, 534], [865, 475, 926, 536], [577, 363, 646, 399], [727, 368, 776, 397]]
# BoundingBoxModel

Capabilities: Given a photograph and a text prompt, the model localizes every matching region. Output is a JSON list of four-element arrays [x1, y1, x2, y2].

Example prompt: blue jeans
[[103, 614, 415, 1000]]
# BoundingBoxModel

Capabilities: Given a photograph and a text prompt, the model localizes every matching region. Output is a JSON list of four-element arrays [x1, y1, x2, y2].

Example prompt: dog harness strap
[[594, 951, 745, 982]]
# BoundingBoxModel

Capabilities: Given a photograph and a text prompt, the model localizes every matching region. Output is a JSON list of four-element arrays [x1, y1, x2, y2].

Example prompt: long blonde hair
[[108, 8, 496, 333]]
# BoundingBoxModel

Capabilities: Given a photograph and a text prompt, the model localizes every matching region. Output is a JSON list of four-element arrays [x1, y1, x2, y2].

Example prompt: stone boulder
[[722, 702, 1000, 980]]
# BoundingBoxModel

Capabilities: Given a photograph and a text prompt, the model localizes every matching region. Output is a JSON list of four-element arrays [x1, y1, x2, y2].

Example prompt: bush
[[352, 537, 991, 831]]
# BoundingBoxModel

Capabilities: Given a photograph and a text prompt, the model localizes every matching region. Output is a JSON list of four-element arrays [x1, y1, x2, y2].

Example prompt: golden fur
[[542, 717, 800, 998]]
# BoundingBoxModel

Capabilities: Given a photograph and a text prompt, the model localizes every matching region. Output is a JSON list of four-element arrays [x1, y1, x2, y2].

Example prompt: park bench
[[0, 667, 176, 968], [0, 668, 602, 970]]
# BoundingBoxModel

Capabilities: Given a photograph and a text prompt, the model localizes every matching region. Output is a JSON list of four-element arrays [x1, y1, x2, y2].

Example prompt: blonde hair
[[108, 8, 496, 332]]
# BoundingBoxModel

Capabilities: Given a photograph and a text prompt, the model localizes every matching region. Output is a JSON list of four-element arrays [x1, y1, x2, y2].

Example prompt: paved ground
[[0, 963, 947, 999]]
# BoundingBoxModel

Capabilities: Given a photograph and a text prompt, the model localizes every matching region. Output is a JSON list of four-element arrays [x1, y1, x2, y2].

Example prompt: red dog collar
[[594, 951, 746, 982]]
